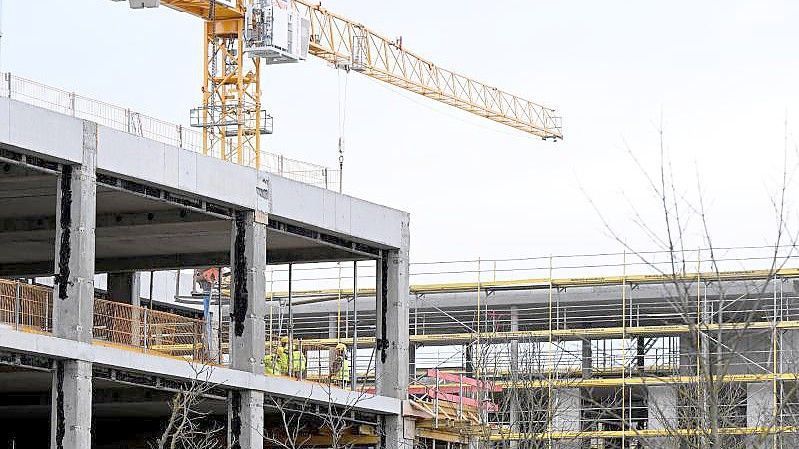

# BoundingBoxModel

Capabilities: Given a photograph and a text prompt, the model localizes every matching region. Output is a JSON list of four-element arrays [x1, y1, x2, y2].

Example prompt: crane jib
[[109, 0, 562, 169]]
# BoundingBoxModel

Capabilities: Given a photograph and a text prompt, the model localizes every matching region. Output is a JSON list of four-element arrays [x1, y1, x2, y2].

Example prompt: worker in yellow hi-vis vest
[[291, 345, 307, 379], [264, 341, 289, 376], [330, 343, 350, 387], [264, 337, 289, 376]]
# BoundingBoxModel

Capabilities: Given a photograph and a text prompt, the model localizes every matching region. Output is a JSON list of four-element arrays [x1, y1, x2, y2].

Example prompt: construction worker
[[330, 343, 350, 386], [291, 343, 307, 379], [263, 341, 283, 376], [277, 337, 290, 375], [193, 267, 219, 293]]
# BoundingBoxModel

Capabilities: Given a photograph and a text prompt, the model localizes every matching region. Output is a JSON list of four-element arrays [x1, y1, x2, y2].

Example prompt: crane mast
[[113, 0, 562, 170]]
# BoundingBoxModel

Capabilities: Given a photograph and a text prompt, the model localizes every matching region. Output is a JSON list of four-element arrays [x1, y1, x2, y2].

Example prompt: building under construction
[[0, 1, 796, 449]]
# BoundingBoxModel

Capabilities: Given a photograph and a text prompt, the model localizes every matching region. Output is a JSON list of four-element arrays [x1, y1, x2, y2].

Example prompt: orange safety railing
[[0, 280, 52, 332], [0, 279, 208, 360], [93, 298, 208, 360]]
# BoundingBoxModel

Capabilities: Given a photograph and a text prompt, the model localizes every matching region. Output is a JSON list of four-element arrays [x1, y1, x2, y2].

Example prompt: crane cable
[[208, 0, 218, 157], [337, 67, 349, 194]]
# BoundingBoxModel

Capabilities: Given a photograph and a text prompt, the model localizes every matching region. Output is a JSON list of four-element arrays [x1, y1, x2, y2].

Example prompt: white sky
[[4, 0, 799, 270]]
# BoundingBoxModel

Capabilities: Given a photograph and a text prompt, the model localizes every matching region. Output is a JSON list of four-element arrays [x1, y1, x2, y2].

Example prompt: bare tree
[[263, 366, 383, 449], [583, 126, 799, 449], [153, 363, 226, 449]]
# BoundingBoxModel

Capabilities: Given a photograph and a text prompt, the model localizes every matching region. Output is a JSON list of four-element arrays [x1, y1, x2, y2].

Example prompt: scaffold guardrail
[[0, 73, 339, 190]]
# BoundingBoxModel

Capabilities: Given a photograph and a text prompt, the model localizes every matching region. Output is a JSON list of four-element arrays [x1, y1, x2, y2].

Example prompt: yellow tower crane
[[112, 0, 562, 169]]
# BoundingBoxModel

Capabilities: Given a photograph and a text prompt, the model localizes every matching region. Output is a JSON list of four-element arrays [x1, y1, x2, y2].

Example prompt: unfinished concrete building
[[0, 74, 412, 449]]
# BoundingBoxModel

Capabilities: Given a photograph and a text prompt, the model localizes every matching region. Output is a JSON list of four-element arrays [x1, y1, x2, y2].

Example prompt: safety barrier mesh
[[0, 279, 207, 360]]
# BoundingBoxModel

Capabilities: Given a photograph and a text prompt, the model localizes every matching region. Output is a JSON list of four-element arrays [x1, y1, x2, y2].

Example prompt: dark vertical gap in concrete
[[230, 390, 242, 449], [379, 415, 387, 449], [379, 255, 389, 363], [56, 166, 73, 300], [54, 360, 66, 449], [232, 212, 248, 338]]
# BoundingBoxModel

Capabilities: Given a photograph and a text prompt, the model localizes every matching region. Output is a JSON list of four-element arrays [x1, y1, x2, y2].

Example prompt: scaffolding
[[276, 246, 799, 448], [6, 245, 799, 447]]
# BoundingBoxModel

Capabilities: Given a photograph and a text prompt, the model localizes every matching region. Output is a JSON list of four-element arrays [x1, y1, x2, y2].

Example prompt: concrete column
[[465, 344, 474, 377], [107, 272, 141, 305], [646, 385, 678, 449], [209, 308, 220, 363], [409, 343, 417, 379], [782, 329, 799, 372], [552, 388, 581, 449], [51, 360, 92, 449], [375, 217, 412, 449], [53, 121, 97, 344], [51, 121, 96, 449], [328, 312, 337, 372], [228, 390, 265, 449], [509, 308, 519, 363], [746, 382, 773, 449], [228, 211, 266, 449], [678, 333, 696, 375], [581, 339, 592, 379], [747, 382, 773, 427], [108, 271, 142, 346], [647, 385, 677, 429], [552, 388, 580, 432], [228, 210, 267, 374]]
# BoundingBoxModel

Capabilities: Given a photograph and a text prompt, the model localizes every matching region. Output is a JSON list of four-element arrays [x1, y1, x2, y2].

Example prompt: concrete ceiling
[[0, 166, 369, 276]]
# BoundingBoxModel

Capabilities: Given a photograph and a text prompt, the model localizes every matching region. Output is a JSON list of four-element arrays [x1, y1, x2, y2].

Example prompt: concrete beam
[[0, 209, 220, 234], [0, 327, 401, 415], [0, 252, 230, 277], [51, 359, 92, 449], [52, 121, 97, 344]]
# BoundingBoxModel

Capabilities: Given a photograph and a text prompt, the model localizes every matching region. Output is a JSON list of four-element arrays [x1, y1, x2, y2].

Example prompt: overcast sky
[[4, 0, 799, 271]]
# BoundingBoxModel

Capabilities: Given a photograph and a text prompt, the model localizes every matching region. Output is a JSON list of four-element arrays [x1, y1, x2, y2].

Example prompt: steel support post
[[509, 307, 520, 449], [351, 261, 358, 390]]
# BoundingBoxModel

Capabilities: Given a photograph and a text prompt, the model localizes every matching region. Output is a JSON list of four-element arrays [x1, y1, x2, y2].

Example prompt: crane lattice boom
[[295, 0, 562, 140], [112, 0, 562, 170]]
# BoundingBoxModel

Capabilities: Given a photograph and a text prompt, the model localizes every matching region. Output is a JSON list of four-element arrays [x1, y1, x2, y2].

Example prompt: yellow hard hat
[[280, 336, 289, 344], [335, 343, 347, 351]]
